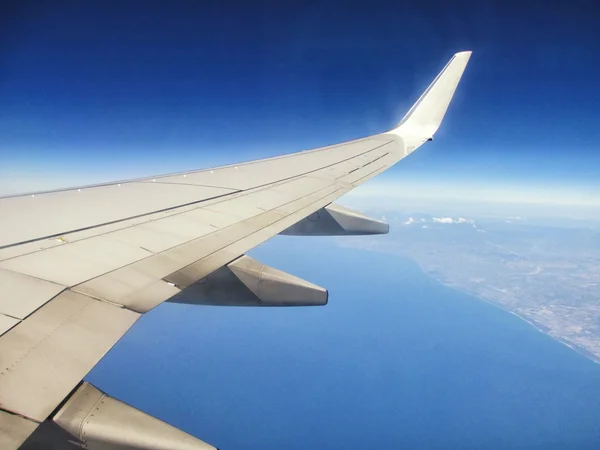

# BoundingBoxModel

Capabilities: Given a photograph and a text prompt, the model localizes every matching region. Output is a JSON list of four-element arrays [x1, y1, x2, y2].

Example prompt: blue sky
[[1, 0, 599, 205]]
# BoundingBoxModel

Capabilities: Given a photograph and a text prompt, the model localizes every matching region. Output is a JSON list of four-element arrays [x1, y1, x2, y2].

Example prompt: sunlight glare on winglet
[[388, 50, 471, 141]]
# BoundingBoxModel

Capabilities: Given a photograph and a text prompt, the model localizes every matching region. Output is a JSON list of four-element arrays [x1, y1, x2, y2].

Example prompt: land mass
[[340, 213, 600, 364]]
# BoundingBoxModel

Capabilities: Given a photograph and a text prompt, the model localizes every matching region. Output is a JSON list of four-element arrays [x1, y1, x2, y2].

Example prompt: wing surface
[[0, 51, 471, 449]]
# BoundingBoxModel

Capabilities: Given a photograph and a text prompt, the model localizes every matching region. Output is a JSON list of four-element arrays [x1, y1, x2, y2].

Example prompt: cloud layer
[[404, 216, 475, 226]]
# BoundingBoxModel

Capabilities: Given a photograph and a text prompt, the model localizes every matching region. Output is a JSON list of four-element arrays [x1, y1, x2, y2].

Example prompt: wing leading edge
[[0, 51, 471, 449]]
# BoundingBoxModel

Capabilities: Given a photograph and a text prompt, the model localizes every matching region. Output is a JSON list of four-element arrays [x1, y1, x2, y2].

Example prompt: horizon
[[2, 1, 599, 206]]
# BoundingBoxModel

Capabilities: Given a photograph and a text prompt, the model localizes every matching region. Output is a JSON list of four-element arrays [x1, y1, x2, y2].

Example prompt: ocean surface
[[89, 237, 600, 449]]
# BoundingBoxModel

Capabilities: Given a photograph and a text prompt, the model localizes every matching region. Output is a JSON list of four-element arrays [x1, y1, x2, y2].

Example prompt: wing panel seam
[[0, 140, 393, 254]]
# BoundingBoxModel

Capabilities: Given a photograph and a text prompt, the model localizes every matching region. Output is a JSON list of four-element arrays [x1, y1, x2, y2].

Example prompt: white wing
[[0, 51, 471, 449]]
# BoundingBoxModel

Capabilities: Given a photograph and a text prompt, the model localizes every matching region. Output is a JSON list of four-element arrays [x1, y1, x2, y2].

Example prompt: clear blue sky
[[1, 0, 599, 203]]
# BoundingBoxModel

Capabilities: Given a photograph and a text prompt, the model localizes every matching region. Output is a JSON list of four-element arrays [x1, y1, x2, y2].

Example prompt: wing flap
[[0, 315, 19, 336], [0, 290, 139, 421], [0, 411, 38, 449], [0, 269, 65, 320]]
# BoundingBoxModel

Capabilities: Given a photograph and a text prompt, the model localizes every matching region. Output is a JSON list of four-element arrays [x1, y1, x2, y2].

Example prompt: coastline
[[335, 241, 600, 367], [414, 261, 600, 366]]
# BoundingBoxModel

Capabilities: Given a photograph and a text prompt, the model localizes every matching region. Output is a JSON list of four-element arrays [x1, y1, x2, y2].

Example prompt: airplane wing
[[0, 51, 471, 449]]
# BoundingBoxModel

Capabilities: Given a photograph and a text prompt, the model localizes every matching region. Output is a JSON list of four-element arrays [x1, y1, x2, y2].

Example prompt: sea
[[88, 237, 600, 449]]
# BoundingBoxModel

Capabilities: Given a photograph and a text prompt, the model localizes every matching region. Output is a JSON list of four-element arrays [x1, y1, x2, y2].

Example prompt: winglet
[[390, 51, 472, 139]]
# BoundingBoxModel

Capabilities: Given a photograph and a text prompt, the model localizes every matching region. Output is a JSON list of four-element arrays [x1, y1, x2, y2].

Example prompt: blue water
[[89, 238, 600, 449]]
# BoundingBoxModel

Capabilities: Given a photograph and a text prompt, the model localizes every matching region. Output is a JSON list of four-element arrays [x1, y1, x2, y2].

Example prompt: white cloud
[[432, 216, 475, 225], [402, 216, 478, 227], [432, 217, 455, 224], [404, 217, 426, 225]]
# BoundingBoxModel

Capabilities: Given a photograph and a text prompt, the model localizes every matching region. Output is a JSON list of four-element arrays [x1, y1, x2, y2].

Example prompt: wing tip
[[388, 50, 472, 138], [454, 50, 472, 57], [453, 50, 473, 64]]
